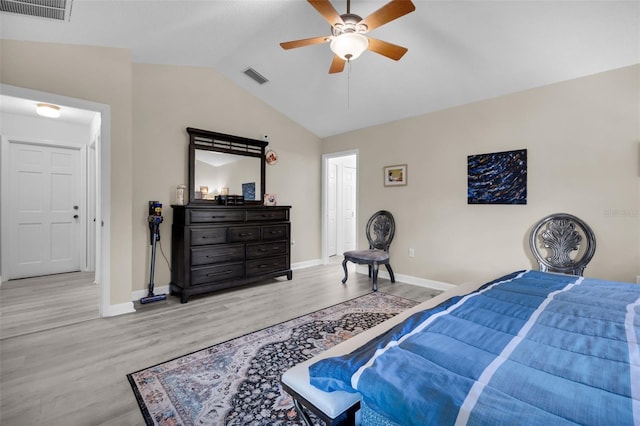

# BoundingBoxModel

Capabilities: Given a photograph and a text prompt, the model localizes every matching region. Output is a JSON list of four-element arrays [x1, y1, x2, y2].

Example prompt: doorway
[[322, 150, 358, 263], [0, 84, 111, 316]]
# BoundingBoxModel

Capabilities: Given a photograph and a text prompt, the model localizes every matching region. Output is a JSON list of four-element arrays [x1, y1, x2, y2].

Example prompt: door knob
[[73, 205, 79, 210], [74, 215, 79, 219]]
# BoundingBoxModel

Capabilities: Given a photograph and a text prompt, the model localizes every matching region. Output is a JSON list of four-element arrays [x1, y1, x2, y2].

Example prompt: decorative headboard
[[529, 213, 596, 276]]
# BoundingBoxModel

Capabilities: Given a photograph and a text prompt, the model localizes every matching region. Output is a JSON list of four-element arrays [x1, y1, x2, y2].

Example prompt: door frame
[[0, 84, 112, 317], [321, 149, 359, 264]]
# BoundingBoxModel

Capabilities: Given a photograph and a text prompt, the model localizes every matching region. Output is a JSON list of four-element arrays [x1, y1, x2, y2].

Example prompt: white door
[[327, 162, 338, 256], [8, 142, 81, 279], [342, 165, 357, 252]]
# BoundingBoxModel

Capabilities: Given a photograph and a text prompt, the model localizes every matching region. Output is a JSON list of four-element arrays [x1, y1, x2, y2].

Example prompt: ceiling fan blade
[[329, 55, 346, 73], [359, 0, 416, 32], [280, 36, 330, 50], [367, 37, 408, 61], [308, 0, 345, 27]]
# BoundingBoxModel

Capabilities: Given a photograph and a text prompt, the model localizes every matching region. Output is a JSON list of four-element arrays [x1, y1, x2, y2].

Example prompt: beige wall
[[323, 65, 640, 285], [1, 40, 322, 307], [2, 38, 637, 306], [132, 63, 322, 292]]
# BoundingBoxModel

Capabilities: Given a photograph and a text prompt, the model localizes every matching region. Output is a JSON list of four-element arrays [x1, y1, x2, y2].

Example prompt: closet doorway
[[322, 150, 358, 263]]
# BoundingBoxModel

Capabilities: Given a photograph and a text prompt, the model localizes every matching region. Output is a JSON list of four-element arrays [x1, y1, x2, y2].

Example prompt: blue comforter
[[309, 270, 640, 425]]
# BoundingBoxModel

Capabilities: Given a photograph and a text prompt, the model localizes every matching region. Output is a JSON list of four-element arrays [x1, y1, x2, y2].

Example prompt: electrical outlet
[[408, 248, 415, 257]]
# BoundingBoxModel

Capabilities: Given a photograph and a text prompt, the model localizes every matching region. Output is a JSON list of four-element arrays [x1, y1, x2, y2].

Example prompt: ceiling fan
[[280, 0, 416, 74]]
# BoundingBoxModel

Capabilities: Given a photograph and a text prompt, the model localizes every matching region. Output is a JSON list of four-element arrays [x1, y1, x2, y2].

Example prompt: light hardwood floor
[[0, 262, 440, 425]]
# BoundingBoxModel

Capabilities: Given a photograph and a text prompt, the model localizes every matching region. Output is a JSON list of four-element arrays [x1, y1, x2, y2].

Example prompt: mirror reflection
[[194, 149, 262, 201]]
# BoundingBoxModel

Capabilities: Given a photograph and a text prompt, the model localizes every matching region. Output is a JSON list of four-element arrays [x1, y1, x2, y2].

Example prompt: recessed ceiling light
[[36, 103, 61, 118]]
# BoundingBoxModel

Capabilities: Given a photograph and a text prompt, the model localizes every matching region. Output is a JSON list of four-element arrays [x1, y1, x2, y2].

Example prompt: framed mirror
[[187, 127, 267, 205]]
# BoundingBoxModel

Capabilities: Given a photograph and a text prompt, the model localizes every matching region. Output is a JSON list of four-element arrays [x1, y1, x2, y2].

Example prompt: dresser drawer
[[191, 262, 244, 285], [262, 224, 289, 241], [191, 244, 244, 266], [190, 210, 245, 223], [228, 226, 260, 242], [246, 209, 288, 222], [246, 256, 289, 276], [190, 227, 227, 246], [246, 241, 288, 260]]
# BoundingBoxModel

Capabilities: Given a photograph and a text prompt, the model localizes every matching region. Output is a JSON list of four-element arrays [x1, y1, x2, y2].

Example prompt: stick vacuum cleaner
[[140, 201, 167, 304]]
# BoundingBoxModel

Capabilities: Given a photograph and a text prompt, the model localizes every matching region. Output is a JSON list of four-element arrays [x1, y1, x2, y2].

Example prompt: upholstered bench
[[280, 282, 474, 426]]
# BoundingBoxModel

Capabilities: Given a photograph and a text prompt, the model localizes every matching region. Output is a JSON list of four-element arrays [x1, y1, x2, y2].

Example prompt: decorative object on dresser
[[171, 128, 292, 303]]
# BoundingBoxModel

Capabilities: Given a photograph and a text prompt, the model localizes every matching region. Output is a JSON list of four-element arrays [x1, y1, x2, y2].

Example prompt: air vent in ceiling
[[0, 0, 73, 21], [243, 67, 269, 85]]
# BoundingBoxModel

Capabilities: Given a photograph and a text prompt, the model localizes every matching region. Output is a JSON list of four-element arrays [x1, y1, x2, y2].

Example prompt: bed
[[280, 214, 640, 425], [308, 270, 640, 425]]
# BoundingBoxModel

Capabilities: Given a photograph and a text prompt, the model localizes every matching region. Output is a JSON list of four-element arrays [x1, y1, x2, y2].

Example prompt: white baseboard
[[102, 301, 136, 317], [291, 258, 322, 270], [113, 262, 454, 317], [355, 265, 456, 291]]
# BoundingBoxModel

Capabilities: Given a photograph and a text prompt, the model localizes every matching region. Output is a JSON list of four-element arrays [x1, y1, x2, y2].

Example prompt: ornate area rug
[[127, 292, 418, 426]]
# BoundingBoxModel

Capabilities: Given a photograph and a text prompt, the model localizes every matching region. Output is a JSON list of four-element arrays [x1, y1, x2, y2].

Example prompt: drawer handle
[[207, 270, 234, 276], [207, 252, 236, 257], [239, 232, 254, 237], [258, 247, 281, 252], [259, 263, 281, 268], [269, 230, 283, 234]]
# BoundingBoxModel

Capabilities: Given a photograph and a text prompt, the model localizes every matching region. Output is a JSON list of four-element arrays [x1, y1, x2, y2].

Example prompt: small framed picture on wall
[[384, 164, 408, 187]]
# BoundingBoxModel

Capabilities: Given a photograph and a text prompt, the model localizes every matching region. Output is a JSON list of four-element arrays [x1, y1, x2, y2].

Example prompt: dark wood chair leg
[[341, 258, 349, 284], [385, 264, 395, 283], [372, 263, 379, 292]]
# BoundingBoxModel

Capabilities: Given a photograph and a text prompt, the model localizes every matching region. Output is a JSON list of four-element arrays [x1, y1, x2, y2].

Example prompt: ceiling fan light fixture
[[330, 33, 369, 61], [36, 103, 61, 118]]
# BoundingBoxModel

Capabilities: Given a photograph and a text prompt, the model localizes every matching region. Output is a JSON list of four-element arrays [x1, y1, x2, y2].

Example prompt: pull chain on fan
[[280, 0, 415, 74]]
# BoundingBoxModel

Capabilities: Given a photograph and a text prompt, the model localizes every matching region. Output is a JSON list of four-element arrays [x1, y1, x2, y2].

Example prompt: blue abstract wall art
[[467, 149, 527, 204]]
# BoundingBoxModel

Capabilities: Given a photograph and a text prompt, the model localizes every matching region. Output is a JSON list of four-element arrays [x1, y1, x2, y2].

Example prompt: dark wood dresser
[[170, 204, 292, 303]]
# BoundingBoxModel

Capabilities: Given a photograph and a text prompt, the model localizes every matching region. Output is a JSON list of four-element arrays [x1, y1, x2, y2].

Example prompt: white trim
[[322, 149, 359, 265], [1, 84, 111, 317], [291, 258, 323, 270], [354, 265, 456, 291], [103, 302, 135, 317]]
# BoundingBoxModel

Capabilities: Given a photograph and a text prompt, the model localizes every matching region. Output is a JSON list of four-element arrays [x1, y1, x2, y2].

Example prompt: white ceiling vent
[[0, 0, 73, 21], [243, 67, 269, 85]]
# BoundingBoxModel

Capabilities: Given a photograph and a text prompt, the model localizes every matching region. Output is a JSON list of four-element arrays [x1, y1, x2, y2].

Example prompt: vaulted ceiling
[[1, 1, 638, 138]]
